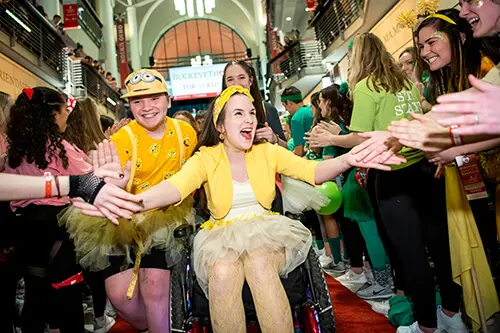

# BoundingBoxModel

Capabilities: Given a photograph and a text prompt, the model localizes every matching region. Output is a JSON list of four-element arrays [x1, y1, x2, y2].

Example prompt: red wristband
[[449, 125, 462, 146], [44, 172, 52, 198]]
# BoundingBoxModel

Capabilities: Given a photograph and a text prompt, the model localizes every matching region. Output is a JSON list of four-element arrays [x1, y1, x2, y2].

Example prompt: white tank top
[[223, 180, 266, 221]]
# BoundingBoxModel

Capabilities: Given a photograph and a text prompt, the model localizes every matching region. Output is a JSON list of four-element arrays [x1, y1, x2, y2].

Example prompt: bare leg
[[242, 248, 293, 333], [139, 268, 171, 333], [105, 269, 148, 330], [208, 254, 246, 333]]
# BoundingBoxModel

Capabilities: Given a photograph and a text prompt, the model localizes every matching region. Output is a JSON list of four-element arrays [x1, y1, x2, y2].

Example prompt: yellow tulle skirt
[[58, 197, 196, 272], [193, 212, 312, 297]]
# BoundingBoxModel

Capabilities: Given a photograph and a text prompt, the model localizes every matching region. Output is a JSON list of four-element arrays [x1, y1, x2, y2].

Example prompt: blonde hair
[[65, 97, 107, 153], [348, 33, 412, 94]]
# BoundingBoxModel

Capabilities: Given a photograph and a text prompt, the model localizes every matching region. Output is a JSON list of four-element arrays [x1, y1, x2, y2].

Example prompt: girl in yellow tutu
[[78, 85, 405, 333]]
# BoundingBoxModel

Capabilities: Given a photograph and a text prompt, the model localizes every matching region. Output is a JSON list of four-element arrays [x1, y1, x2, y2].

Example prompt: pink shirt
[[5, 139, 91, 209]]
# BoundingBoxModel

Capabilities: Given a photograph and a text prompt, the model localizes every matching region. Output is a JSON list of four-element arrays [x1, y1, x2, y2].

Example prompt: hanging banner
[[306, 0, 316, 11], [266, 6, 280, 59], [115, 19, 129, 88], [62, 0, 79, 30]]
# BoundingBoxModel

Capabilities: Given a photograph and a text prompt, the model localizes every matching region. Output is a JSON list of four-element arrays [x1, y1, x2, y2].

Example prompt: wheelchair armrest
[[174, 224, 194, 239]]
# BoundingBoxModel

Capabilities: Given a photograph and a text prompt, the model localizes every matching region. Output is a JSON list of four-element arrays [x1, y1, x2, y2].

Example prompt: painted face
[[129, 93, 169, 132], [398, 52, 416, 78], [319, 94, 328, 118], [418, 26, 453, 71], [224, 65, 253, 91], [219, 94, 257, 151], [55, 103, 69, 132], [459, 0, 500, 37]]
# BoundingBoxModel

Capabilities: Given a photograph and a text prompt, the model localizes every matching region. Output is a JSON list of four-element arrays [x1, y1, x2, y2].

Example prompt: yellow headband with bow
[[213, 86, 254, 126]]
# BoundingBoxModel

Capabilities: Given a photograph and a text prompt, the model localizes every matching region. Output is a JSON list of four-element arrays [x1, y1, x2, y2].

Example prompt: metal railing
[[78, 0, 103, 48], [0, 0, 65, 79], [268, 38, 324, 84], [64, 58, 120, 113], [153, 51, 248, 69], [310, 0, 364, 51]]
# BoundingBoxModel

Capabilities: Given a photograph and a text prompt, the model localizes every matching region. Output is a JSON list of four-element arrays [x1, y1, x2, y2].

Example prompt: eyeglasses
[[126, 72, 163, 85]]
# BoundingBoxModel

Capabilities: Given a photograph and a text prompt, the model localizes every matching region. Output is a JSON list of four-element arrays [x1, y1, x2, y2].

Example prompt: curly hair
[[321, 85, 353, 126], [7, 87, 69, 170]]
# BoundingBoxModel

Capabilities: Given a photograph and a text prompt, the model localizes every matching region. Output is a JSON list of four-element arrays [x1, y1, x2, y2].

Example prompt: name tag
[[455, 154, 489, 201]]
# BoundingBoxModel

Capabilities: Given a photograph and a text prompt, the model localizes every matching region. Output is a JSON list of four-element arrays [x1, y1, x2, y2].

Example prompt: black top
[[264, 102, 286, 141]]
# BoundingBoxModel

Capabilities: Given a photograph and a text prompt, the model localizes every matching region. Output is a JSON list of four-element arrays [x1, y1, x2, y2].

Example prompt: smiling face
[[218, 94, 257, 152], [398, 52, 415, 78], [459, 0, 500, 37], [129, 93, 169, 133], [418, 25, 453, 71], [224, 64, 253, 91]]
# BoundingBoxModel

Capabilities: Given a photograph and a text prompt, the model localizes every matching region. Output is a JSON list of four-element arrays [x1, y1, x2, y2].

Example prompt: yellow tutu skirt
[[193, 212, 312, 297], [58, 197, 196, 272]]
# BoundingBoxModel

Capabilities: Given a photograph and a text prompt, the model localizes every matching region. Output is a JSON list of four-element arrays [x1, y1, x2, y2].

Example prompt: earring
[[219, 132, 224, 140]]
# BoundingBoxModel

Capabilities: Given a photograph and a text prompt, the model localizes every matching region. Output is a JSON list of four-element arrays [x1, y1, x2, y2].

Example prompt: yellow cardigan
[[167, 142, 318, 220]]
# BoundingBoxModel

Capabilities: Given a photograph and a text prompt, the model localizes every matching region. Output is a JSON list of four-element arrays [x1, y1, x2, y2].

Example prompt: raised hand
[[255, 122, 278, 144]]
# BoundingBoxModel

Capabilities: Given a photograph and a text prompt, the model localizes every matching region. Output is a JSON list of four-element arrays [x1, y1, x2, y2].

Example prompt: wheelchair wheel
[[170, 248, 190, 332], [307, 250, 336, 332]]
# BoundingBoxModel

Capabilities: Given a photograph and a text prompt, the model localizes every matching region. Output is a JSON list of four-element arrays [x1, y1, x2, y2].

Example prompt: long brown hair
[[416, 9, 483, 104], [348, 33, 412, 94], [222, 61, 266, 126], [65, 97, 106, 153], [321, 85, 353, 126], [310, 92, 322, 127]]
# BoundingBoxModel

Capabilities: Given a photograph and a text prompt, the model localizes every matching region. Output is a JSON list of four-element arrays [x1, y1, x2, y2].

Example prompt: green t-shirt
[[322, 120, 350, 158], [349, 78, 425, 169], [287, 138, 295, 151], [290, 105, 313, 147]]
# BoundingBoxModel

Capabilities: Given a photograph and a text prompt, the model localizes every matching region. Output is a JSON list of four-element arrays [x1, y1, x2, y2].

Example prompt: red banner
[[63, 3, 78, 30], [306, 0, 316, 11], [115, 19, 129, 88], [266, 6, 280, 58]]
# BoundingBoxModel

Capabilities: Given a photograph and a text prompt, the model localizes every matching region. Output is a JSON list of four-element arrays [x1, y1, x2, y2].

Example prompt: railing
[[77, 0, 103, 48], [64, 58, 120, 113], [0, 0, 65, 79], [153, 51, 248, 69], [309, 0, 364, 51], [268, 38, 324, 84]]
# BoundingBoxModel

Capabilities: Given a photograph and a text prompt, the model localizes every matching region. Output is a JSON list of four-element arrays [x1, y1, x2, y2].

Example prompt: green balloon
[[317, 182, 343, 215]]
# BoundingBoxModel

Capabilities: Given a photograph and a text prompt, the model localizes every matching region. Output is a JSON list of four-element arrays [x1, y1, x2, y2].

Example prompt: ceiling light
[[286, 17, 291, 21]]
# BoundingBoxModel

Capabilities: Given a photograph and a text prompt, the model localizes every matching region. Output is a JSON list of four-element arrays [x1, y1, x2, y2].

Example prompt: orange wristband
[[44, 172, 52, 198]]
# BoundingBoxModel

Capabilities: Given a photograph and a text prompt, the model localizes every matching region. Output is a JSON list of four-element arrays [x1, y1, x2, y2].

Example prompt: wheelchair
[[170, 185, 336, 333]]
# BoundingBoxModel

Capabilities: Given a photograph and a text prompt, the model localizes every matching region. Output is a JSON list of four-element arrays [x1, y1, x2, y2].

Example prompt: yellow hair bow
[[213, 85, 254, 126]]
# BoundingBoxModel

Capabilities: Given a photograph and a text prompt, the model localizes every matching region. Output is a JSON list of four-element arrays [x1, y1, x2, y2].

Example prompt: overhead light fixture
[[285, 17, 291, 21], [175, 0, 215, 17], [107, 97, 117, 106], [5, 9, 31, 32]]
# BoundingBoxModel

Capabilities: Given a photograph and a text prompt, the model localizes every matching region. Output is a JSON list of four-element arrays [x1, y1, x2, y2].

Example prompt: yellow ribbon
[[425, 13, 457, 25], [213, 86, 254, 126]]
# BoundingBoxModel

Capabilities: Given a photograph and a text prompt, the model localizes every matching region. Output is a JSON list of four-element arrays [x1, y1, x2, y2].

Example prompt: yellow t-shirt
[[111, 117, 197, 194]]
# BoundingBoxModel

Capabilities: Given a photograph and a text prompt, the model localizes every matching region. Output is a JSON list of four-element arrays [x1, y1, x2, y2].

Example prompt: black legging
[[369, 160, 462, 328], [83, 270, 107, 318], [335, 205, 368, 268], [15, 204, 84, 333]]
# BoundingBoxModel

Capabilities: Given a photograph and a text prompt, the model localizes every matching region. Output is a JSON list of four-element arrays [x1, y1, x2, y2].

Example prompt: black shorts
[[101, 248, 171, 280]]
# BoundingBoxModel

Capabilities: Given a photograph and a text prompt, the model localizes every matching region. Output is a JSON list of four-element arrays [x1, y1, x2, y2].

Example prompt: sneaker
[[337, 269, 368, 284], [105, 300, 117, 318], [397, 322, 440, 333], [356, 282, 394, 300], [94, 315, 116, 333], [436, 306, 468, 333], [327, 261, 346, 273], [364, 268, 374, 283], [371, 300, 390, 316], [319, 254, 333, 268]]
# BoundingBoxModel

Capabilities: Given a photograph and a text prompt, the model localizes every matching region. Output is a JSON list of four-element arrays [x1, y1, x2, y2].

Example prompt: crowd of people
[[0, 1, 500, 333]]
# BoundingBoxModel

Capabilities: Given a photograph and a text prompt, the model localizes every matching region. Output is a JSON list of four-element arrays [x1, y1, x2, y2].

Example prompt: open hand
[[350, 131, 403, 164], [255, 122, 278, 144], [317, 121, 342, 135]]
